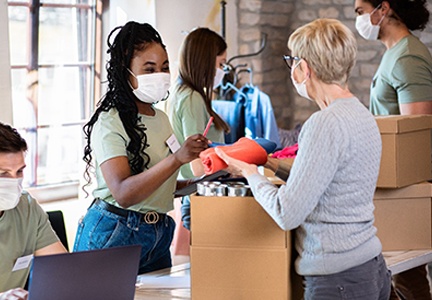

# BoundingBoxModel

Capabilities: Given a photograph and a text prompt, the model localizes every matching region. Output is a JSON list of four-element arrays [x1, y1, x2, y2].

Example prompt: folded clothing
[[271, 143, 298, 159], [200, 137, 268, 175], [209, 138, 277, 154]]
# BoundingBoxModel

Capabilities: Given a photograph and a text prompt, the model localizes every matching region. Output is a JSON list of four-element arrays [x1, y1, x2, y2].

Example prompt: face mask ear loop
[[372, 3, 385, 26], [377, 13, 386, 26], [294, 59, 310, 84], [127, 68, 137, 90], [160, 90, 170, 102]]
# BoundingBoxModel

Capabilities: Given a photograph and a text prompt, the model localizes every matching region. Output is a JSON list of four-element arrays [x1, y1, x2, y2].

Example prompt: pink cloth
[[271, 143, 299, 159]]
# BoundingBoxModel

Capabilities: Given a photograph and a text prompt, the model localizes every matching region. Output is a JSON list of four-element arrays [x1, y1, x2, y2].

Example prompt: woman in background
[[216, 18, 391, 299], [163, 28, 230, 230], [73, 21, 208, 274], [354, 0, 432, 298]]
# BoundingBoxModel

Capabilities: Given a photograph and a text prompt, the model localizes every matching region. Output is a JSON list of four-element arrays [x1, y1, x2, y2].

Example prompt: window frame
[[7, 0, 102, 201]]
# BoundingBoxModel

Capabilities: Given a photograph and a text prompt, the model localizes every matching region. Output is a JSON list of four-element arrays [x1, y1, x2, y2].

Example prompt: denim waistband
[[91, 198, 166, 224]]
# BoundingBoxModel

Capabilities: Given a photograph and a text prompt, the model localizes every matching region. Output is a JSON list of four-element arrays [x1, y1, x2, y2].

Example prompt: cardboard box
[[374, 182, 432, 251], [191, 246, 291, 299], [190, 195, 301, 300], [191, 196, 288, 248], [375, 115, 432, 188]]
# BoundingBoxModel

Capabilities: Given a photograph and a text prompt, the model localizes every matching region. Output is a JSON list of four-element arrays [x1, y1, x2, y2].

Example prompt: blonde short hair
[[287, 18, 357, 86]]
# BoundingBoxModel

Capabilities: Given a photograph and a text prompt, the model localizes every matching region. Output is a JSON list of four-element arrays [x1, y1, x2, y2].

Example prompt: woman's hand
[[174, 134, 209, 165], [215, 147, 259, 177], [0, 288, 28, 300]]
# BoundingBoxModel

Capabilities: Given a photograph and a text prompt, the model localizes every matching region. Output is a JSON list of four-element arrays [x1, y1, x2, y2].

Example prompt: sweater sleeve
[[247, 111, 347, 230]]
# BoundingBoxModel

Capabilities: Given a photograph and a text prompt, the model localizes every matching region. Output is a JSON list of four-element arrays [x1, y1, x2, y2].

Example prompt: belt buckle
[[144, 211, 159, 224]]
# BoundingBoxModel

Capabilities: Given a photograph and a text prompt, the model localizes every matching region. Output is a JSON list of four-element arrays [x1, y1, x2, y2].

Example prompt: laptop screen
[[28, 245, 141, 300]]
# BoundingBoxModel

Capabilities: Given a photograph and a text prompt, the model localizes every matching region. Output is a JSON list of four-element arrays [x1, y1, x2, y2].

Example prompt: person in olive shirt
[[0, 122, 67, 300], [354, 0, 432, 298]]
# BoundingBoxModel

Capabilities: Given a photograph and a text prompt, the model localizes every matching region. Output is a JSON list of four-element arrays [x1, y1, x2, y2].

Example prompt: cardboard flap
[[374, 182, 432, 199], [375, 115, 432, 133]]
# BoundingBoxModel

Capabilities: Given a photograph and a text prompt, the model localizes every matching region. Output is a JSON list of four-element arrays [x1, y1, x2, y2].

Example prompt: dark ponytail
[[367, 0, 430, 31], [388, 0, 429, 31]]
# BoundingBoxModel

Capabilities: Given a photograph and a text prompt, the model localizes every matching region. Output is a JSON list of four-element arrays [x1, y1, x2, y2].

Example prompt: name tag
[[166, 133, 181, 153], [12, 254, 33, 272]]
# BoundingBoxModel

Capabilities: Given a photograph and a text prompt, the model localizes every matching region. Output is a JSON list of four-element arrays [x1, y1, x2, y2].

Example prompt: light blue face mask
[[291, 59, 313, 101], [0, 177, 23, 211], [128, 69, 171, 103], [355, 5, 385, 41], [213, 67, 226, 89]]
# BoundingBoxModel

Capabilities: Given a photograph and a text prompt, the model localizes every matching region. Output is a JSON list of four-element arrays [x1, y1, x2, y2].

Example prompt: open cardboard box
[[190, 195, 302, 300], [266, 115, 432, 189]]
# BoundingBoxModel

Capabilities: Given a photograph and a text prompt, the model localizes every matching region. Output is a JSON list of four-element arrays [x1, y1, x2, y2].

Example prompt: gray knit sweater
[[247, 97, 383, 276]]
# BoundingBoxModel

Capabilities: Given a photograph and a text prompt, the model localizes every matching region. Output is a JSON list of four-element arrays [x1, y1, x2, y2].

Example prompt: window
[[7, 0, 101, 188]]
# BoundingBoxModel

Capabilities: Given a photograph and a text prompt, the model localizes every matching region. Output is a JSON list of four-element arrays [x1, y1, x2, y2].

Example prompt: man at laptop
[[0, 122, 67, 300]]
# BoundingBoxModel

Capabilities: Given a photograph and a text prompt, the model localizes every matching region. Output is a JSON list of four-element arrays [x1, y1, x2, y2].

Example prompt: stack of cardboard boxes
[[189, 114, 432, 299], [373, 115, 432, 251]]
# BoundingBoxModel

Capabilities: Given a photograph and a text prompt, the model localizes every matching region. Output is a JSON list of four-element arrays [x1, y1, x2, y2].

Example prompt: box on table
[[375, 115, 432, 188], [374, 182, 432, 251], [190, 195, 302, 300]]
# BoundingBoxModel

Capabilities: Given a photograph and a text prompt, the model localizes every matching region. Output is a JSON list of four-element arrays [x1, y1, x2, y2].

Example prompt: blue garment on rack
[[240, 85, 281, 149], [212, 96, 246, 144]]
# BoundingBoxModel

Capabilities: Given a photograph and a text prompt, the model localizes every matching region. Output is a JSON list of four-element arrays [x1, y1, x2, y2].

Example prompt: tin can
[[215, 184, 227, 196], [227, 182, 249, 197]]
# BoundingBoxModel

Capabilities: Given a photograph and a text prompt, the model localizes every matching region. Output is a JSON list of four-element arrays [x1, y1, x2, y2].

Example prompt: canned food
[[215, 184, 227, 196], [197, 181, 210, 196], [227, 182, 249, 197], [203, 182, 222, 196]]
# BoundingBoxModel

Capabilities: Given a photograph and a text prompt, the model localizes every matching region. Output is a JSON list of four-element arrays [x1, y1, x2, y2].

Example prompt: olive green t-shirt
[[163, 83, 225, 179], [370, 34, 432, 115], [0, 192, 59, 291], [91, 107, 178, 213]]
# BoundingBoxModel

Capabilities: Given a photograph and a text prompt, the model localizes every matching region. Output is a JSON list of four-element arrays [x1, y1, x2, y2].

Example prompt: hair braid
[[82, 22, 166, 196]]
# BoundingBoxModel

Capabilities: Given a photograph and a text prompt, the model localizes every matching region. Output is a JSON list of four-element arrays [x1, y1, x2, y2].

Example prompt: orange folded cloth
[[199, 137, 268, 175]]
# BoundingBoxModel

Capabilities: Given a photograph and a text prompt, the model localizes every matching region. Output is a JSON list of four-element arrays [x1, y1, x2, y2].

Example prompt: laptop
[[28, 245, 141, 300]]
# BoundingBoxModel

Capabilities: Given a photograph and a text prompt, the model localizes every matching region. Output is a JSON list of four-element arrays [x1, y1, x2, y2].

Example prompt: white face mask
[[291, 60, 313, 101], [355, 7, 384, 41], [0, 177, 23, 211], [213, 68, 226, 89], [129, 70, 171, 104]]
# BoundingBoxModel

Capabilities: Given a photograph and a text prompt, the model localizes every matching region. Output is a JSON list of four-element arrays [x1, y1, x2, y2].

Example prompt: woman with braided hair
[[354, 0, 432, 298], [73, 21, 208, 274]]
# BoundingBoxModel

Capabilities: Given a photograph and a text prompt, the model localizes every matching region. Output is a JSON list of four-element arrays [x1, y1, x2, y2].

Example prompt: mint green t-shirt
[[0, 192, 59, 291], [91, 107, 178, 213], [370, 34, 432, 115], [164, 83, 225, 179]]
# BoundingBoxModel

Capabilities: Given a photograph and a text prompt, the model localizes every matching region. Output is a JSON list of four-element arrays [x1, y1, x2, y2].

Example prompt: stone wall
[[235, 0, 432, 129]]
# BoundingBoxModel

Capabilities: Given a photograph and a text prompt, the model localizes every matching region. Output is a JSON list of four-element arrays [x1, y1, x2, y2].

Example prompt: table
[[383, 249, 432, 275], [135, 263, 191, 300], [134, 250, 432, 300]]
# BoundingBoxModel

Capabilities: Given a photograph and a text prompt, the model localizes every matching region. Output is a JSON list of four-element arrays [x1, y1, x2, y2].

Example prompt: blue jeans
[[304, 254, 391, 300], [73, 200, 175, 274]]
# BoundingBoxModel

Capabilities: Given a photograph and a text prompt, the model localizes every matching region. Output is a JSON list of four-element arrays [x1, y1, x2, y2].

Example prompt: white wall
[[0, 0, 13, 125], [155, 0, 238, 79], [103, 0, 238, 82]]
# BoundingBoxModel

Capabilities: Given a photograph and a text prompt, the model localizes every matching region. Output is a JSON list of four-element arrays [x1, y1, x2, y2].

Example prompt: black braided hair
[[82, 21, 167, 195]]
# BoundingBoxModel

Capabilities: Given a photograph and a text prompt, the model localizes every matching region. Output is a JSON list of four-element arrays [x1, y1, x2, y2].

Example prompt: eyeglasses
[[283, 55, 301, 70]]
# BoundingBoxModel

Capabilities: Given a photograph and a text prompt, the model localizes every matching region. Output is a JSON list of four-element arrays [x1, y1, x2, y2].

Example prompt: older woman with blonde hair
[[216, 18, 391, 299]]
